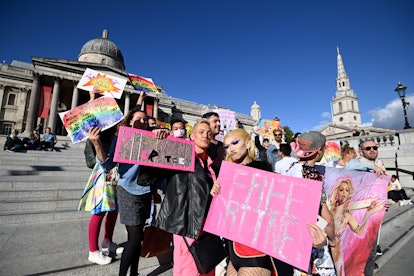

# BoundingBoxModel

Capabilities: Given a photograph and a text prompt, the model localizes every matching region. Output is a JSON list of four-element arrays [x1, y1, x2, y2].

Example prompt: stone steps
[[0, 135, 91, 224]]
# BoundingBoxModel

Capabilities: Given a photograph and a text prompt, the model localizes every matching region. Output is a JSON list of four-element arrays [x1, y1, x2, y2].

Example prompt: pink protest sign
[[114, 126, 195, 172], [204, 161, 322, 271]]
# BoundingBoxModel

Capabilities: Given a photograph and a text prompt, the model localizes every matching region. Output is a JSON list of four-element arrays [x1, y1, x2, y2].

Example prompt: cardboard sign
[[77, 68, 127, 99], [204, 161, 323, 271], [59, 96, 124, 144], [129, 74, 158, 95], [114, 126, 195, 172], [323, 167, 388, 275]]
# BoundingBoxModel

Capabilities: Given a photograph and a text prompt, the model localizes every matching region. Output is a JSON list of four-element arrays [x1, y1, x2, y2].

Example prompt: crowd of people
[[3, 125, 57, 152], [74, 96, 411, 276], [9, 88, 409, 275]]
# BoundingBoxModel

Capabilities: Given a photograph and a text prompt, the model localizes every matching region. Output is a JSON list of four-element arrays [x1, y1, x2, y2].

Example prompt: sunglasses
[[363, 146, 378, 151], [274, 133, 282, 136]]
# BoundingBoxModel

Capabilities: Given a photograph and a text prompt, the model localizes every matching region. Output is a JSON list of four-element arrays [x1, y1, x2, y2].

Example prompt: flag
[[129, 74, 158, 95]]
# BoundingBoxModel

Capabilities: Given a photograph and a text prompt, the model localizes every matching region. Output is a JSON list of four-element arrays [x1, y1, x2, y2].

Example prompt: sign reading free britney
[[203, 161, 323, 271]]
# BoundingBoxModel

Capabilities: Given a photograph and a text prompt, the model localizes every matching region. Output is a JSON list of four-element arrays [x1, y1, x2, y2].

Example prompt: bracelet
[[312, 247, 325, 259]]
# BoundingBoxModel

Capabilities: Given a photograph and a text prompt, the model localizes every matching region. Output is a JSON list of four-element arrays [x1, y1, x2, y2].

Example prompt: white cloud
[[321, 112, 331, 119], [369, 94, 414, 130]]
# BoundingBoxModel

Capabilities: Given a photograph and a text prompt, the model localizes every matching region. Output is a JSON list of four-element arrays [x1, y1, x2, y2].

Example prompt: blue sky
[[1, 0, 413, 132]]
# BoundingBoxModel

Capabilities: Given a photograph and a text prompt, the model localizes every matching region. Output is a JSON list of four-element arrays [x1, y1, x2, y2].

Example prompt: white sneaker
[[88, 251, 112, 265], [399, 201, 405, 206], [403, 200, 410, 206]]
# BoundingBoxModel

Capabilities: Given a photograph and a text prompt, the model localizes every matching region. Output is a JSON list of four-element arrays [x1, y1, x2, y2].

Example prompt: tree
[[282, 125, 294, 143]]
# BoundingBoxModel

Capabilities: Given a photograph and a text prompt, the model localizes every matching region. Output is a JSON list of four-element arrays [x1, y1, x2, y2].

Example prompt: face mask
[[133, 120, 148, 130], [173, 129, 186, 138]]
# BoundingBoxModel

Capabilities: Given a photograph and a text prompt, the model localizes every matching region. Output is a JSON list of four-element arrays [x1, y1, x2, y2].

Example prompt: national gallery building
[[0, 29, 256, 137]]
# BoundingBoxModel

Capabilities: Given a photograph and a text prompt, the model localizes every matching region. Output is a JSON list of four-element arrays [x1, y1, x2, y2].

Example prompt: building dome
[[251, 101, 260, 109], [250, 101, 261, 121], [78, 29, 125, 71]]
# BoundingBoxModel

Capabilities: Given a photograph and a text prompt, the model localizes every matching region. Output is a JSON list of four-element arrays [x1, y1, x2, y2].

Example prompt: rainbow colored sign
[[77, 68, 127, 99], [59, 96, 124, 144], [129, 74, 158, 95]]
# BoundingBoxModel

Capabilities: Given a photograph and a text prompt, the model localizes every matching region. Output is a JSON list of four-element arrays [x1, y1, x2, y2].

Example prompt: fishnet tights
[[227, 261, 272, 276]]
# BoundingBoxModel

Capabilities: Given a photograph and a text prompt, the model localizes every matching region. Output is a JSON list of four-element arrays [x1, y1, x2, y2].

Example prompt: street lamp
[[394, 82, 411, 129]]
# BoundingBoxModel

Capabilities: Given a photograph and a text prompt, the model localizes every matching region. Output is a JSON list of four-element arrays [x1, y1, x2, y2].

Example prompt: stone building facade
[[0, 30, 256, 137]]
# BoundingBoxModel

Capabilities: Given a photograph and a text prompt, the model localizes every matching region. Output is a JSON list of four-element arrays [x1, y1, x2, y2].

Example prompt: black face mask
[[133, 120, 148, 130]]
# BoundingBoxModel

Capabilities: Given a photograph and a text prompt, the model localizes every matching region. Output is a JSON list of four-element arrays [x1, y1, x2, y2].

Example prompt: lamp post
[[394, 82, 411, 129]]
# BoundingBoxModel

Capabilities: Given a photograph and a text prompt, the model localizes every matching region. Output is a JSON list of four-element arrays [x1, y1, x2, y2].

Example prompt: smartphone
[[316, 215, 328, 230]]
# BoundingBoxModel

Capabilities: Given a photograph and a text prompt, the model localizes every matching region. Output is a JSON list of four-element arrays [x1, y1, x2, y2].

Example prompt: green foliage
[[282, 125, 294, 143]]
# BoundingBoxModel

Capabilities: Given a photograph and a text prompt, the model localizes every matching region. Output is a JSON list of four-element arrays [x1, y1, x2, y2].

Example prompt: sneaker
[[399, 200, 405, 206], [102, 240, 123, 256], [88, 251, 112, 265], [376, 246, 383, 256]]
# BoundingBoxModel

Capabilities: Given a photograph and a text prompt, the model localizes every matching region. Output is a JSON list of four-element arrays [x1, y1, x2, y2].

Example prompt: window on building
[[338, 102, 343, 112], [351, 101, 354, 110], [7, 93, 16, 106], [1, 123, 13, 135]]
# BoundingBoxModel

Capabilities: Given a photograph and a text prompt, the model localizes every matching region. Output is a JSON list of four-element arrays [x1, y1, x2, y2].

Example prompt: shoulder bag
[[183, 232, 227, 274]]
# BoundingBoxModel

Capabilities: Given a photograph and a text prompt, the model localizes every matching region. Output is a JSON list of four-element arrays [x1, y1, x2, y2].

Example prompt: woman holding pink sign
[[88, 91, 169, 276], [222, 128, 294, 276]]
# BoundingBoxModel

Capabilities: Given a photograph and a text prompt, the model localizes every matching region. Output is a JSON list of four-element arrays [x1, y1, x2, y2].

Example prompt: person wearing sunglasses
[[344, 138, 387, 276], [265, 129, 284, 171], [344, 140, 385, 175]]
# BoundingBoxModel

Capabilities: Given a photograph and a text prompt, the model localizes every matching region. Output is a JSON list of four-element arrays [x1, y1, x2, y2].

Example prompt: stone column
[[153, 98, 159, 119], [71, 84, 79, 109], [0, 84, 5, 109], [23, 73, 41, 136], [124, 92, 131, 114], [48, 78, 61, 132]]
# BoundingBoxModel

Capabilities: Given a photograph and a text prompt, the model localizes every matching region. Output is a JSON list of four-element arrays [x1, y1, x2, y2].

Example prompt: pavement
[[0, 217, 173, 276], [1, 135, 414, 275]]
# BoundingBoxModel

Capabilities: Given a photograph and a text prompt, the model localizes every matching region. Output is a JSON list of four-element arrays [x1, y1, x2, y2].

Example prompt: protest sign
[[114, 126, 195, 172], [204, 161, 322, 271], [77, 68, 127, 99], [323, 166, 388, 276], [128, 74, 158, 95], [59, 96, 124, 144]]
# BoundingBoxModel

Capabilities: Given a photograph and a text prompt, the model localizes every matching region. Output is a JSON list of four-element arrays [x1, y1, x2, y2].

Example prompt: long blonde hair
[[329, 177, 354, 215], [224, 128, 256, 162]]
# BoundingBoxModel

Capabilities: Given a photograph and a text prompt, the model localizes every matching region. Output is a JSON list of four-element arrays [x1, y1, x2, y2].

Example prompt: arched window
[[351, 101, 354, 110], [338, 102, 343, 112]]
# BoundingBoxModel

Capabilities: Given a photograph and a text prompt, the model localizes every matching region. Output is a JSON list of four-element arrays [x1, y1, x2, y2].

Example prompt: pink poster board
[[324, 166, 388, 275], [114, 126, 195, 172], [204, 161, 323, 271]]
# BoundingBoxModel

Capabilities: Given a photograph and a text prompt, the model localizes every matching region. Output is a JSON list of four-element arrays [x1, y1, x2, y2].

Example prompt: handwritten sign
[[114, 126, 195, 172], [204, 161, 322, 271], [59, 96, 124, 144], [77, 68, 127, 99]]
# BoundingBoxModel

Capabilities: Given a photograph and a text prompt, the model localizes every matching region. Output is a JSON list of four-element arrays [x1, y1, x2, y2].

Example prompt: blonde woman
[[328, 177, 382, 275]]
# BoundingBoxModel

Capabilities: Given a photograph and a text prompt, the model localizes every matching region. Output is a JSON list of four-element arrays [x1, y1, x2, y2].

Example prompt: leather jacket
[[155, 160, 213, 239]]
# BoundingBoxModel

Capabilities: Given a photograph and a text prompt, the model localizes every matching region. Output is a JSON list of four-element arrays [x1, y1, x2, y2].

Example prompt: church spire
[[337, 46, 347, 79], [331, 47, 361, 128], [335, 46, 352, 94]]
